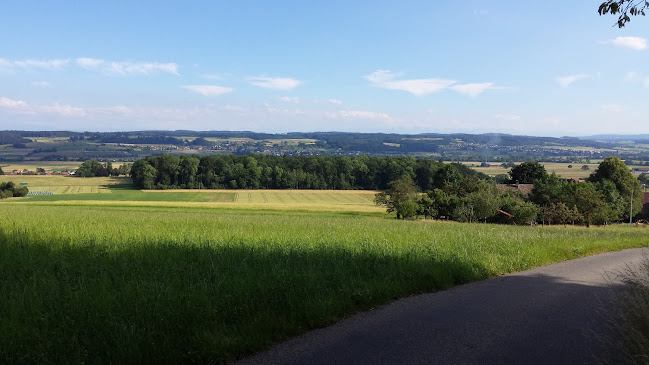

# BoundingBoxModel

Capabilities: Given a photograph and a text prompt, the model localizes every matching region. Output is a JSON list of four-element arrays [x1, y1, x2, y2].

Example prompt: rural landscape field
[[1, 174, 648, 363], [4, 1, 649, 363]]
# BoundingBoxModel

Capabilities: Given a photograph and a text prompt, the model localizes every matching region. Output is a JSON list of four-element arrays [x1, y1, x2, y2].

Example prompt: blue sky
[[1, 1, 648, 136]]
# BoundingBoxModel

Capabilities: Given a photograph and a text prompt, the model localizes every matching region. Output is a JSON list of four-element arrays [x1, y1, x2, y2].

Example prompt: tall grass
[[0, 204, 647, 363], [604, 256, 649, 364]]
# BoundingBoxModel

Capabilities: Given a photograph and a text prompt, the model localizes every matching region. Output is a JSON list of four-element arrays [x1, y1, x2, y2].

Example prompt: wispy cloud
[[555, 74, 588, 88], [76, 57, 105, 70], [31, 81, 52, 88], [182, 85, 233, 96], [107, 61, 178, 75], [76, 57, 179, 75], [0, 96, 85, 116], [279, 96, 300, 103], [336, 110, 391, 121], [248, 76, 301, 90], [0, 97, 29, 108], [602, 36, 647, 50], [366, 70, 500, 97], [366, 70, 455, 96], [328, 99, 343, 105], [451, 83, 495, 97], [0, 58, 69, 71]]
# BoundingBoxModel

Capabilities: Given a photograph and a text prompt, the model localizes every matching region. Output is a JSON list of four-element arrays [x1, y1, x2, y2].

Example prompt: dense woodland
[[375, 157, 644, 226], [128, 154, 488, 191], [126, 154, 645, 226]]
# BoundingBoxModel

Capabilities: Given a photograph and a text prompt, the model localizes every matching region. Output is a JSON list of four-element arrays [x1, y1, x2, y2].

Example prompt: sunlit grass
[[0, 204, 647, 363]]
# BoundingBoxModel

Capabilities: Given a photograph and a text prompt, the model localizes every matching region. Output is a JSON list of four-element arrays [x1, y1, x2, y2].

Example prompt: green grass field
[[0, 203, 647, 363], [1, 176, 381, 212], [2, 176, 649, 363]]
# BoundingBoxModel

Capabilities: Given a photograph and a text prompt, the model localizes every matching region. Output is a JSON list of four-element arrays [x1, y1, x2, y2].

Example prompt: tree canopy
[[599, 0, 648, 27], [509, 161, 547, 184]]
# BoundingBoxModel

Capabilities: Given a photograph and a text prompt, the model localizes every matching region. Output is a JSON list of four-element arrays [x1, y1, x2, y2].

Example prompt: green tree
[[454, 190, 499, 223], [509, 161, 547, 184], [599, 0, 648, 27], [590, 156, 642, 218], [567, 183, 609, 227], [374, 176, 419, 219], [0, 166, 3, 175], [496, 194, 540, 225]]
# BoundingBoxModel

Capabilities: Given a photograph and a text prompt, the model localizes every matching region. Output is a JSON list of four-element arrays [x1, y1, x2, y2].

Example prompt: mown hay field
[[0, 175, 126, 194], [6, 176, 382, 212], [0, 201, 648, 363]]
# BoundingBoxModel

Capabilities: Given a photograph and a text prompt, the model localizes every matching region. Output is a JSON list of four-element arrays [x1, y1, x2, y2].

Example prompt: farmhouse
[[633, 167, 649, 175], [496, 183, 534, 196]]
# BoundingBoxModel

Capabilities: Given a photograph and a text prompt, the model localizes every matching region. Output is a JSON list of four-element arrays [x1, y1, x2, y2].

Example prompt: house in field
[[566, 178, 586, 183], [633, 167, 649, 175], [496, 183, 534, 197]]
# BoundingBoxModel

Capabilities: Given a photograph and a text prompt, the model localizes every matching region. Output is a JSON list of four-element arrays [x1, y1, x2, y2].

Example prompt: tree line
[[0, 181, 28, 199], [128, 154, 489, 191], [375, 157, 644, 226], [75, 159, 131, 177]]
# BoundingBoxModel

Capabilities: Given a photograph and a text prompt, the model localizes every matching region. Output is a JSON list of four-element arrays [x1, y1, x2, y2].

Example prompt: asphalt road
[[239, 248, 647, 365]]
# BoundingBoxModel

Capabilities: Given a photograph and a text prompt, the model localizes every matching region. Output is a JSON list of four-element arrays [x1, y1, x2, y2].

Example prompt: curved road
[[239, 248, 646, 365]]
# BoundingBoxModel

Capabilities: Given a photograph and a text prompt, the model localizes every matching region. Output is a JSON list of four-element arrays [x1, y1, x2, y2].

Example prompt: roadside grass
[[604, 255, 649, 364], [0, 204, 647, 363]]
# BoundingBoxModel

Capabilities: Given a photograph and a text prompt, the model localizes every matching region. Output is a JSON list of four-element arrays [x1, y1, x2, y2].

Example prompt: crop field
[[464, 162, 605, 178], [0, 202, 647, 363], [0, 161, 82, 172], [0, 175, 126, 194], [2, 176, 381, 212]]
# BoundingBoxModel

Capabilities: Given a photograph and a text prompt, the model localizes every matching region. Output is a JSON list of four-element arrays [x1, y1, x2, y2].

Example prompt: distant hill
[[577, 134, 649, 142]]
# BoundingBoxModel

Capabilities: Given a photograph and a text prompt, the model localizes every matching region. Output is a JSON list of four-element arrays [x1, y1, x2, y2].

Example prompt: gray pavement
[[239, 248, 647, 365]]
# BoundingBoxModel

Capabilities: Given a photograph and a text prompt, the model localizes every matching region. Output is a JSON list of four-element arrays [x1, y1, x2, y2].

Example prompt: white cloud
[[337, 110, 391, 121], [76, 57, 105, 69], [644, 78, 649, 88], [279, 96, 300, 103], [0, 97, 28, 108], [600, 104, 624, 112], [248, 76, 301, 90], [13, 59, 69, 70], [182, 85, 233, 96], [452, 82, 494, 97], [366, 70, 455, 96], [328, 98, 343, 104], [31, 81, 51, 88], [602, 36, 647, 50], [107, 61, 179, 75], [41, 103, 87, 117], [625, 71, 641, 82], [0, 58, 69, 71], [0, 96, 86, 117], [555, 74, 588, 88]]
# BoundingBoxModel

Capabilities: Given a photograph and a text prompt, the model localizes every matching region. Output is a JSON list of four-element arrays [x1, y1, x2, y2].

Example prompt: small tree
[[509, 161, 547, 184], [374, 176, 419, 219], [0, 166, 3, 175]]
